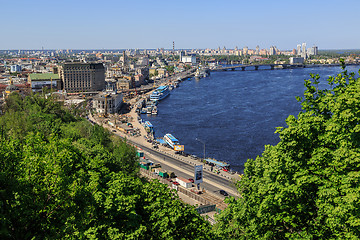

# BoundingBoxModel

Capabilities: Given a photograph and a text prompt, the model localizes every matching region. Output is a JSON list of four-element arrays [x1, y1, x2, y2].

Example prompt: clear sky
[[1, 0, 359, 50]]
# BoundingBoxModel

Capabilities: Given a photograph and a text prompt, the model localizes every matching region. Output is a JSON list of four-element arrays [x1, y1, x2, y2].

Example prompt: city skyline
[[1, 0, 359, 50]]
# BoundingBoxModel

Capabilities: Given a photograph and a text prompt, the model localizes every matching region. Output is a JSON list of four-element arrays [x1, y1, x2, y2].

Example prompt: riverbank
[[140, 65, 360, 173]]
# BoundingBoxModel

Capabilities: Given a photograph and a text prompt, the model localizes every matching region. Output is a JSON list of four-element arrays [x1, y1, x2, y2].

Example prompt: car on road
[[219, 190, 228, 196], [188, 178, 194, 183], [172, 181, 180, 186], [112, 130, 116, 132]]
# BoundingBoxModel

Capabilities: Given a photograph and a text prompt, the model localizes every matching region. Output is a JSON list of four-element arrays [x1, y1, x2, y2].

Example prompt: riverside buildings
[[93, 92, 123, 114], [59, 62, 105, 93]]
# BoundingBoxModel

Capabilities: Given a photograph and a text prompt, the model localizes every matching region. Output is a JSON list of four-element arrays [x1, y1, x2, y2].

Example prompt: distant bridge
[[210, 63, 359, 72]]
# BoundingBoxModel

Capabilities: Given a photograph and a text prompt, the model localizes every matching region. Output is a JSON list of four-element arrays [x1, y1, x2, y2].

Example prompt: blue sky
[[1, 0, 359, 50]]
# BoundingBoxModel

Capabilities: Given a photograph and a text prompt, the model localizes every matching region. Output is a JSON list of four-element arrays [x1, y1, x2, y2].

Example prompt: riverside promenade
[[88, 92, 241, 213], [89, 96, 240, 195]]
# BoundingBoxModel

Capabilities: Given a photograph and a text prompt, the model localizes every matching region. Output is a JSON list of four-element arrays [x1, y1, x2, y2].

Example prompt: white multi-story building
[[181, 55, 196, 64], [297, 44, 301, 56], [93, 92, 123, 114], [290, 57, 305, 64], [10, 65, 21, 73]]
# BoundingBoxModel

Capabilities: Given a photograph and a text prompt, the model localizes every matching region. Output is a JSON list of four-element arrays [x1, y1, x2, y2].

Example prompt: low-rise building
[[289, 57, 304, 65], [157, 68, 167, 77], [93, 92, 123, 114], [28, 73, 62, 91], [149, 67, 157, 75], [116, 78, 134, 90], [181, 55, 196, 64]]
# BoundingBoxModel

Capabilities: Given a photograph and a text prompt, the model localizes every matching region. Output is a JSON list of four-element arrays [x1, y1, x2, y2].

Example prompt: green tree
[[1, 94, 214, 239], [215, 62, 360, 239]]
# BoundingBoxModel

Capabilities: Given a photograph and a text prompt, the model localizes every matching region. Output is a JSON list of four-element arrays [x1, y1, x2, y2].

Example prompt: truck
[[136, 150, 144, 158], [154, 167, 168, 178], [149, 163, 161, 172]]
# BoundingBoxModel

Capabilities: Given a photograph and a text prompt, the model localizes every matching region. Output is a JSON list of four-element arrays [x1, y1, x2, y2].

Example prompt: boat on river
[[164, 133, 180, 149], [150, 86, 170, 101], [152, 106, 158, 115]]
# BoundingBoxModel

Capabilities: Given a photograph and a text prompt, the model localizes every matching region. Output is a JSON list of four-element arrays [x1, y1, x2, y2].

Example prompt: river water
[[142, 66, 360, 173]]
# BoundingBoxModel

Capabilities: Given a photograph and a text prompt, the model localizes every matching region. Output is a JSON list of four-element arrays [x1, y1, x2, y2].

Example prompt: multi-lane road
[[123, 137, 239, 198]]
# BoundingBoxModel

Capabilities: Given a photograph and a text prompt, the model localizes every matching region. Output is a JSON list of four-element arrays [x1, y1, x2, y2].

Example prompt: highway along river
[[142, 65, 360, 173]]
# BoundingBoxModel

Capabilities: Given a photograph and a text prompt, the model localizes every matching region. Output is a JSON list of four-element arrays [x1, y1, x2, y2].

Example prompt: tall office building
[[297, 44, 301, 56], [256, 45, 260, 55], [59, 62, 105, 93]]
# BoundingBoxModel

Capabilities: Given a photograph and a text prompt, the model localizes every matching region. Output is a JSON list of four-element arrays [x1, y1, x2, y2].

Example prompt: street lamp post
[[196, 138, 206, 161]]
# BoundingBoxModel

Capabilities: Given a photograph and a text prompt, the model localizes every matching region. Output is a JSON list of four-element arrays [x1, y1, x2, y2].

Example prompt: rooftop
[[29, 73, 60, 80]]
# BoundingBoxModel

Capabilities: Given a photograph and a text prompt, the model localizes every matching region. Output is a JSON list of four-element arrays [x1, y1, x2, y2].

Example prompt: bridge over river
[[210, 63, 359, 72]]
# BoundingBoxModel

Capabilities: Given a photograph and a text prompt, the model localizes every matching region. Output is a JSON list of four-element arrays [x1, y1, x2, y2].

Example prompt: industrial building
[[28, 73, 61, 91]]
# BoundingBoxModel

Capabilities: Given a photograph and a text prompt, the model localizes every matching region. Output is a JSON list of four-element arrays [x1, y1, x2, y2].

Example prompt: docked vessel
[[151, 106, 158, 115], [146, 106, 152, 114], [163, 133, 180, 149], [141, 108, 147, 114], [150, 86, 170, 101], [195, 68, 210, 79]]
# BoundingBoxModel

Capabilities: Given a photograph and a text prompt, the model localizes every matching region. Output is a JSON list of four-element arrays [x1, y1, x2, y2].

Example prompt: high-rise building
[[243, 46, 248, 55], [59, 62, 105, 93], [179, 51, 184, 62], [312, 46, 318, 55], [297, 44, 301, 56], [302, 42, 306, 53], [256, 45, 260, 55], [269, 46, 276, 55], [301, 43, 307, 59]]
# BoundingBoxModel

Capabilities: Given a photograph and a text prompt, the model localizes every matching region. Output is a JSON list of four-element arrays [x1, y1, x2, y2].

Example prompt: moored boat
[[150, 86, 170, 101], [152, 106, 158, 115], [163, 133, 180, 149]]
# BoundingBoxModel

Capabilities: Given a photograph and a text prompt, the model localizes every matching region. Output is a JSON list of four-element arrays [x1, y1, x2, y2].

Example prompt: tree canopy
[[0, 93, 213, 239], [215, 63, 360, 239]]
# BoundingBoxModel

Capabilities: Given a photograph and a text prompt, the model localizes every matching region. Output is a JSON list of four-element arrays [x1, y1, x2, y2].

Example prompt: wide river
[[142, 65, 360, 173]]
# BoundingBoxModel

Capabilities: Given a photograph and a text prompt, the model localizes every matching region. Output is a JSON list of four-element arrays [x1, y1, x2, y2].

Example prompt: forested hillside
[[0, 93, 213, 239]]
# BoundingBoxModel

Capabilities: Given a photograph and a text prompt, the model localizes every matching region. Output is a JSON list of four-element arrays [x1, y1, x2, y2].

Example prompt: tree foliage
[[0, 94, 212, 239], [215, 62, 360, 239]]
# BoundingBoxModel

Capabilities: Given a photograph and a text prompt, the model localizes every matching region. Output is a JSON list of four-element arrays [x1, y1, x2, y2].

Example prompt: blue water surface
[[142, 66, 360, 172]]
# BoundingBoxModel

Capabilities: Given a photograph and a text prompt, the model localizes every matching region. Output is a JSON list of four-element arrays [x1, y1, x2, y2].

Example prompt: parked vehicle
[[188, 178, 194, 183], [172, 181, 180, 186], [219, 190, 228, 196]]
